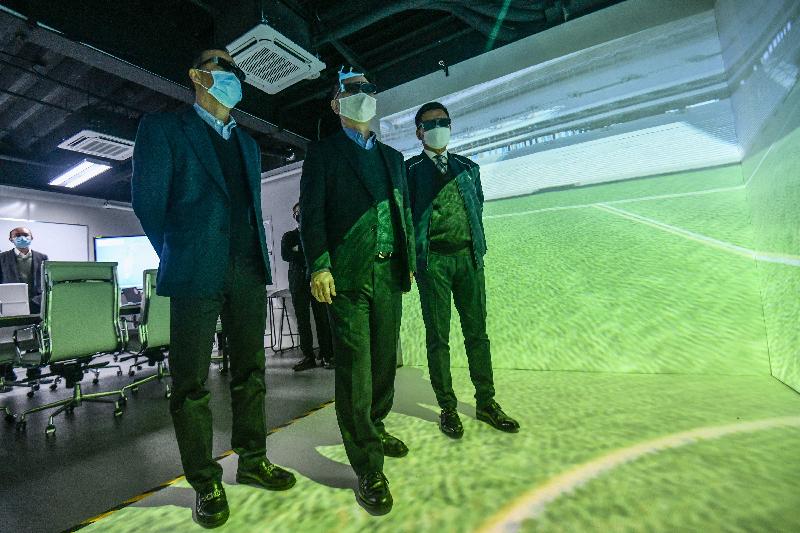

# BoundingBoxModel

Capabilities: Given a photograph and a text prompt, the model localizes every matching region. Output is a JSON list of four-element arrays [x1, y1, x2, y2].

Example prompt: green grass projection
[[527, 426, 800, 533], [400, 164, 771, 374], [743, 82, 800, 393], [86, 367, 800, 532]]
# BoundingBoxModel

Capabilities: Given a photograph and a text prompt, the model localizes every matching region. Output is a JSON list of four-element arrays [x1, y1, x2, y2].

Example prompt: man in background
[[0, 227, 48, 315], [281, 202, 334, 371], [405, 102, 519, 440], [132, 47, 295, 529], [299, 67, 415, 515]]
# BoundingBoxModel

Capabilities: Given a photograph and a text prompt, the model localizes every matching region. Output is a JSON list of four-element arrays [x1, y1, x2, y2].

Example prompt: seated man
[[0, 227, 48, 315], [281, 202, 334, 371], [0, 227, 48, 383]]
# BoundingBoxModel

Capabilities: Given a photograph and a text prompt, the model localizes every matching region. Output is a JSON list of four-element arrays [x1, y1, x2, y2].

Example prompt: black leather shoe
[[476, 401, 520, 433], [236, 458, 296, 490], [439, 408, 464, 439], [293, 358, 316, 372], [193, 481, 229, 529], [356, 471, 393, 515], [379, 430, 408, 457]]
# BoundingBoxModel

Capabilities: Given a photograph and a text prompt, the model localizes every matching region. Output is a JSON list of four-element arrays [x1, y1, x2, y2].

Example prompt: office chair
[[119, 269, 171, 398], [12, 261, 128, 436]]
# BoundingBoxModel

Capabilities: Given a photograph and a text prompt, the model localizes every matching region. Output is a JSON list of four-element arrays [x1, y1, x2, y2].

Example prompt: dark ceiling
[[0, 0, 624, 203]]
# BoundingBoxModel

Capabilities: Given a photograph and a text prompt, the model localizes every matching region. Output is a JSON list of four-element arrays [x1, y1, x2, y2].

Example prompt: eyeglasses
[[195, 56, 246, 82], [340, 82, 378, 96], [417, 117, 451, 131]]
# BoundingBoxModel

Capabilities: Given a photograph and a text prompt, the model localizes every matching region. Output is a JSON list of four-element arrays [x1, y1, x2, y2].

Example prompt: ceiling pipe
[[311, 1, 521, 46], [0, 153, 62, 168]]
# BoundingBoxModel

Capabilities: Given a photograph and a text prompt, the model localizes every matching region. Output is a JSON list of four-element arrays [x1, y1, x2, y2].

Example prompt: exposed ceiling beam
[[0, 9, 308, 148]]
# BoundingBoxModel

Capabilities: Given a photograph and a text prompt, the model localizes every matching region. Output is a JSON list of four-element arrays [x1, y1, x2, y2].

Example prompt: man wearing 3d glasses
[[132, 48, 295, 529], [299, 67, 415, 515], [406, 102, 520, 441]]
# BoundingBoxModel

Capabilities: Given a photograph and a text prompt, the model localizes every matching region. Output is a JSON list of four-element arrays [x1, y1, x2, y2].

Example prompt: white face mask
[[423, 127, 450, 150], [338, 93, 377, 123]]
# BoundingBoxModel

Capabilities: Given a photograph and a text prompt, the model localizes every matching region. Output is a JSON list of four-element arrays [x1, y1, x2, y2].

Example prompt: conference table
[[0, 304, 230, 372]]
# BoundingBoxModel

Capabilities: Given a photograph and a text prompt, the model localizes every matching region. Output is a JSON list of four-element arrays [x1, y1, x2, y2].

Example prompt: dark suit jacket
[[280, 228, 306, 274], [298, 130, 415, 292], [405, 152, 487, 272], [0, 249, 48, 313], [131, 107, 272, 297]]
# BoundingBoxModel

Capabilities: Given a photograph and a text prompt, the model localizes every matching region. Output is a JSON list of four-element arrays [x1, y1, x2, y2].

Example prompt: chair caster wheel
[[16, 421, 26, 432], [116, 370, 123, 376], [128, 370, 135, 377], [137, 365, 142, 371], [92, 378, 99, 385], [27, 391, 34, 398], [164, 390, 171, 399], [5, 413, 15, 423], [33, 384, 40, 391], [113, 408, 123, 418], [49, 384, 58, 391], [45, 424, 56, 437]]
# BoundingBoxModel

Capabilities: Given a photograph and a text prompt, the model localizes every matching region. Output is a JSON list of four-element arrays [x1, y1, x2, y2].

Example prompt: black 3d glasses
[[418, 117, 451, 131], [196, 56, 246, 82], [341, 82, 378, 95]]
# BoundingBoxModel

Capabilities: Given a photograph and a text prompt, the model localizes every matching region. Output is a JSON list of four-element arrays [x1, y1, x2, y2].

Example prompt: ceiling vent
[[57, 130, 134, 161], [227, 23, 326, 95]]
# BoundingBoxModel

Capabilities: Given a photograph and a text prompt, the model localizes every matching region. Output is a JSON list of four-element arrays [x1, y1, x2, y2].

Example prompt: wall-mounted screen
[[93, 235, 159, 289]]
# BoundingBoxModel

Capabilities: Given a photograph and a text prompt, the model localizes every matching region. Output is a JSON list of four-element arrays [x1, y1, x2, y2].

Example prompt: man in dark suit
[[281, 202, 334, 371], [131, 48, 295, 529], [0, 227, 48, 382], [299, 68, 415, 515], [0, 227, 48, 315], [405, 102, 519, 440]]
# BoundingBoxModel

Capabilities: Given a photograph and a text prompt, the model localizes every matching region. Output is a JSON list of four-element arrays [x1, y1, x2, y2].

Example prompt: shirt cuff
[[310, 251, 332, 274]]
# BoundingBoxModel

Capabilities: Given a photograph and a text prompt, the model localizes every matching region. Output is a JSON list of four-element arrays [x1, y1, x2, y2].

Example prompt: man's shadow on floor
[[138, 366, 475, 510]]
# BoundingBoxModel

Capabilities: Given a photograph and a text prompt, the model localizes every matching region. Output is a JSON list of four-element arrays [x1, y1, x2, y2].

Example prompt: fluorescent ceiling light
[[49, 160, 112, 188]]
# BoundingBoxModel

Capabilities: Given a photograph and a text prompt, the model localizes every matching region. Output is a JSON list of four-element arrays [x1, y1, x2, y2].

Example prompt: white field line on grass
[[595, 204, 800, 267], [477, 416, 800, 533], [483, 185, 745, 220]]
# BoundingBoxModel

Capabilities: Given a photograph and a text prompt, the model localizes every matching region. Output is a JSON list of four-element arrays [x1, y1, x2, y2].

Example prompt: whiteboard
[[0, 218, 89, 261]]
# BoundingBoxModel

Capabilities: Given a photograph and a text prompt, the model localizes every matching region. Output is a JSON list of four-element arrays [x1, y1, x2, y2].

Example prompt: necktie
[[434, 154, 447, 175]]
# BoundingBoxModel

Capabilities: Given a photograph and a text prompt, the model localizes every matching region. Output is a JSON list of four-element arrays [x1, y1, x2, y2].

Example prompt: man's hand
[[311, 270, 336, 304]]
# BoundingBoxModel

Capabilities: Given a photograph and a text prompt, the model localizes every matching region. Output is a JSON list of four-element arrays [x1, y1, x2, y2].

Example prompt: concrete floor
[[0, 348, 334, 533]]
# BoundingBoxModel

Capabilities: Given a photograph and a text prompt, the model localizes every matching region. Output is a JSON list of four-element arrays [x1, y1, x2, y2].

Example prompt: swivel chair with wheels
[[12, 261, 128, 436], [119, 269, 171, 399]]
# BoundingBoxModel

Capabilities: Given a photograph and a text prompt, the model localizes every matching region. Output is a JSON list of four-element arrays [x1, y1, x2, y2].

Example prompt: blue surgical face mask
[[13, 236, 32, 249], [197, 70, 243, 109]]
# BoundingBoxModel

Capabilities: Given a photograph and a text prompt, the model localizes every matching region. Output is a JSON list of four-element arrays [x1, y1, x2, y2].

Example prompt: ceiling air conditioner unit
[[57, 130, 134, 161], [227, 23, 325, 95]]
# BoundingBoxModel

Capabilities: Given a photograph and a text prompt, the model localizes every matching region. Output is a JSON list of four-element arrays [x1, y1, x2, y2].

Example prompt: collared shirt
[[13, 247, 32, 259], [343, 126, 377, 150], [193, 103, 237, 140], [424, 148, 449, 163]]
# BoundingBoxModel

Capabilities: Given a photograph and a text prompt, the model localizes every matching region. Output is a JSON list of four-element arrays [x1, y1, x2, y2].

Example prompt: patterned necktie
[[434, 154, 448, 175]]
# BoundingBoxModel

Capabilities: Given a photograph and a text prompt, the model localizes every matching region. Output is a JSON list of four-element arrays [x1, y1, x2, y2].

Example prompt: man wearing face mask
[[132, 48, 295, 529], [281, 202, 334, 371], [405, 102, 520, 440], [298, 67, 415, 515], [0, 227, 48, 316]]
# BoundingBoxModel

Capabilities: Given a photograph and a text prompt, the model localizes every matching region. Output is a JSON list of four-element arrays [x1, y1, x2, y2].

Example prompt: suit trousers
[[327, 256, 403, 476], [288, 268, 334, 361], [168, 253, 268, 490], [416, 249, 495, 411]]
